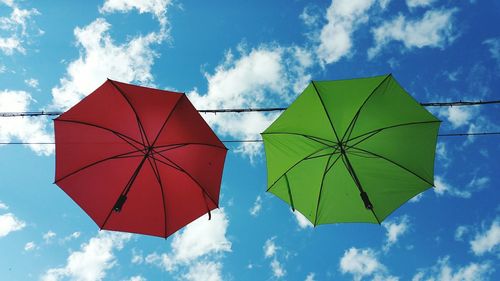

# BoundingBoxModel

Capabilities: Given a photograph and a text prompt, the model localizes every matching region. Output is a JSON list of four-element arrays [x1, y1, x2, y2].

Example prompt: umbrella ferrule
[[360, 191, 373, 210], [113, 195, 128, 212]]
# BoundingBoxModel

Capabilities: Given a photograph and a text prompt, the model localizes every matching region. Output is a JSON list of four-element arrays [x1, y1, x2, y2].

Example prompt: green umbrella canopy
[[261, 74, 440, 225]]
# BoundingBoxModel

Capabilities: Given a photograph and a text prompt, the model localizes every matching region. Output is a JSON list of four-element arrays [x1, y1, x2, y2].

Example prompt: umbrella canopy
[[54, 79, 227, 238], [261, 74, 440, 225]]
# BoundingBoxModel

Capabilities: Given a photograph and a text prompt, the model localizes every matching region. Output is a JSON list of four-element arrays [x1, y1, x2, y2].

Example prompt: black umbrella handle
[[360, 191, 373, 210]]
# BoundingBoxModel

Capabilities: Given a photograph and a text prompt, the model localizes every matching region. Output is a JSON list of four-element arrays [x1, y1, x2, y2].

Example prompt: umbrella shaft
[[342, 153, 373, 210]]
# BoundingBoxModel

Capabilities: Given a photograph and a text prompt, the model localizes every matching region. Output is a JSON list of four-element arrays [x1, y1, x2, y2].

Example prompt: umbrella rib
[[55, 119, 143, 147], [150, 95, 184, 147], [311, 81, 341, 143], [313, 153, 342, 226], [347, 120, 442, 147], [100, 151, 151, 229], [266, 145, 334, 192], [340, 153, 380, 224], [150, 153, 219, 208], [54, 149, 145, 183], [341, 74, 392, 143], [261, 132, 336, 147], [108, 79, 151, 147], [146, 155, 169, 238], [284, 174, 295, 211], [348, 146, 434, 187], [154, 142, 227, 151]]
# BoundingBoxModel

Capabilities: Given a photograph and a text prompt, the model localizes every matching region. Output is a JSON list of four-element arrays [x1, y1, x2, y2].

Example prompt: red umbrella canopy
[[54, 79, 227, 238]]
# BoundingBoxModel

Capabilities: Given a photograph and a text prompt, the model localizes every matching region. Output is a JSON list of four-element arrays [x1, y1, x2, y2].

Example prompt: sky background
[[0, 0, 499, 280]]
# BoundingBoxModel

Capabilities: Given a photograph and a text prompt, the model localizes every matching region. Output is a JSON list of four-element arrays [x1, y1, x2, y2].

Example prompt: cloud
[[406, 0, 437, 9], [145, 209, 231, 274], [300, 5, 321, 27], [263, 237, 287, 278], [0, 90, 54, 155], [382, 216, 410, 252], [41, 232, 132, 281], [305, 273, 316, 281], [24, 241, 37, 251], [43, 230, 56, 243], [339, 247, 398, 281], [183, 261, 222, 281], [483, 38, 500, 67], [0, 201, 8, 210], [316, 0, 375, 64], [123, 276, 146, 281], [437, 106, 475, 129], [292, 210, 313, 229], [412, 256, 493, 281], [24, 78, 39, 89], [50, 17, 165, 110], [188, 45, 311, 158], [249, 195, 262, 217], [0, 0, 41, 55], [455, 225, 469, 241], [0, 213, 26, 238], [368, 8, 457, 59], [434, 176, 471, 198], [100, 0, 171, 31], [470, 217, 500, 256]]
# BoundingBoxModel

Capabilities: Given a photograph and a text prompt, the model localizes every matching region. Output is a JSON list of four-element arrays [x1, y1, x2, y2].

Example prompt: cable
[[1, 131, 498, 145], [1, 100, 499, 117]]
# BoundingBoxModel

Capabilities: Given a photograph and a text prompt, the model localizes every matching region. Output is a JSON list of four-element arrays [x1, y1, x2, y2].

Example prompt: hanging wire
[[0, 132, 499, 146], [1, 99, 499, 117]]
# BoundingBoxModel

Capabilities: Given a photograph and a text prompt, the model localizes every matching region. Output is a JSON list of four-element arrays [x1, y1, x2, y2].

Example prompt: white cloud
[[50, 17, 164, 110], [0, 90, 54, 155], [467, 176, 490, 191], [100, 0, 171, 31], [250, 196, 262, 217], [339, 247, 398, 281], [145, 209, 231, 273], [24, 241, 36, 251], [183, 261, 222, 281], [434, 176, 471, 198], [43, 230, 56, 243], [483, 38, 500, 67], [0, 213, 26, 237], [305, 272, 315, 281], [406, 0, 437, 9], [454, 225, 469, 241], [438, 106, 475, 129], [470, 218, 500, 256], [300, 5, 320, 27], [264, 237, 278, 258], [379, 0, 391, 10], [263, 237, 287, 278], [0, 201, 8, 210], [61, 231, 81, 243], [188, 45, 311, 158], [41, 232, 132, 281], [0, 0, 41, 55], [412, 256, 493, 281], [382, 216, 410, 252], [369, 8, 457, 59], [123, 276, 146, 281], [293, 210, 313, 229], [270, 258, 286, 278], [24, 78, 39, 88], [316, 0, 375, 64]]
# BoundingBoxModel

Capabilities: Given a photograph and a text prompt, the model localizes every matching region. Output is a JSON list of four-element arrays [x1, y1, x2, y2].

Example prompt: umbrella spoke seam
[[154, 142, 227, 151], [108, 80, 151, 146], [348, 146, 434, 187], [146, 156, 168, 238], [54, 148, 145, 183], [313, 153, 339, 226], [347, 120, 442, 147], [341, 74, 392, 142], [150, 152, 219, 207], [311, 81, 341, 143], [261, 132, 336, 146], [266, 145, 334, 192], [151, 95, 184, 147], [55, 119, 143, 147]]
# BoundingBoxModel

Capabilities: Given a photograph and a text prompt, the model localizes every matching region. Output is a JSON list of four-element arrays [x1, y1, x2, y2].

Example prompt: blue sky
[[0, 0, 499, 280]]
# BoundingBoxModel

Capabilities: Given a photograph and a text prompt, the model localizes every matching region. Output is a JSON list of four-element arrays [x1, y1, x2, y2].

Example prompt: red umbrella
[[54, 79, 227, 238]]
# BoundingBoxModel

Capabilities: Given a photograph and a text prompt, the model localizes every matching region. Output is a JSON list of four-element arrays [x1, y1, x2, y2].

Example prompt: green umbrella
[[261, 74, 440, 225]]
